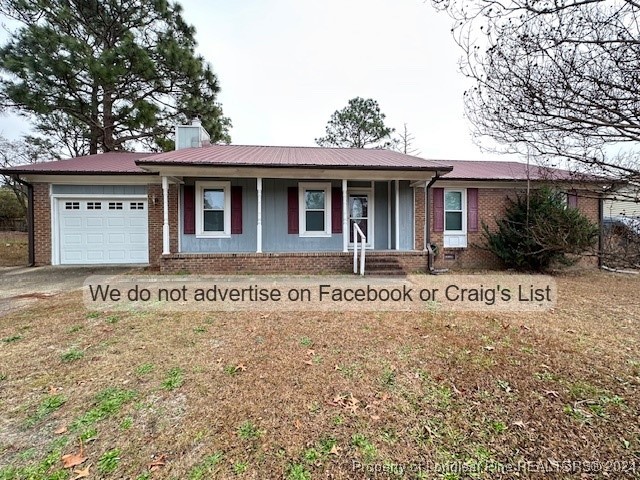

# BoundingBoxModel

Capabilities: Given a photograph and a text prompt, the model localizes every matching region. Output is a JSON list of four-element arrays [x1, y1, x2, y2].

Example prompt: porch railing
[[353, 222, 366, 275]]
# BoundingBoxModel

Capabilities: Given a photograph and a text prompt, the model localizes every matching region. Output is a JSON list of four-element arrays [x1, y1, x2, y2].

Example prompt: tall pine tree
[[0, 0, 231, 154]]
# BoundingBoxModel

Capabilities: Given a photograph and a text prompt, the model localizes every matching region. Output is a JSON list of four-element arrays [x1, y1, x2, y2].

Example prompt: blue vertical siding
[[179, 178, 415, 253], [374, 181, 389, 249], [262, 179, 344, 252], [180, 179, 257, 253], [399, 181, 414, 250], [51, 185, 147, 195]]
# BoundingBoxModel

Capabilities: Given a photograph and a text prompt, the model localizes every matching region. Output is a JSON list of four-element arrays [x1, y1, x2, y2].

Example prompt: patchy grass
[[135, 363, 154, 375], [59, 347, 84, 363], [71, 387, 136, 431], [237, 420, 262, 440], [27, 394, 66, 426], [2, 334, 22, 343], [97, 448, 121, 474], [0, 271, 639, 478], [0, 231, 27, 267], [161, 367, 184, 391], [188, 452, 223, 479]]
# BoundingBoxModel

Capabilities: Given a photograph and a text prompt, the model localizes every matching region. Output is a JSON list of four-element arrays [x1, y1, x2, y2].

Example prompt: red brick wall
[[33, 183, 51, 265], [429, 187, 516, 270], [148, 184, 178, 267], [428, 187, 601, 270], [160, 252, 429, 274], [575, 194, 601, 267]]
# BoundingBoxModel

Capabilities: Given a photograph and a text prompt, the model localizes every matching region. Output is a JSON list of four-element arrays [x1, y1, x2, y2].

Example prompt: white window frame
[[195, 181, 231, 238], [443, 188, 467, 248], [299, 182, 332, 237]]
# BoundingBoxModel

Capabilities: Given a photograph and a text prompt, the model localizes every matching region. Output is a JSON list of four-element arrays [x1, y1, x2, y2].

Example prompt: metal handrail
[[353, 222, 366, 275]]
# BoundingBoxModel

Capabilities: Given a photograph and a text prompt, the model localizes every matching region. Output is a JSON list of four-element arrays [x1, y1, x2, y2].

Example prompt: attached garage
[[52, 185, 149, 265]]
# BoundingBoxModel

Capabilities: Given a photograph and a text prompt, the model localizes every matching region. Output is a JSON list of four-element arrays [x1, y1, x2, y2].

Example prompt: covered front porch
[[151, 165, 439, 258], [175, 178, 416, 254], [135, 140, 453, 273]]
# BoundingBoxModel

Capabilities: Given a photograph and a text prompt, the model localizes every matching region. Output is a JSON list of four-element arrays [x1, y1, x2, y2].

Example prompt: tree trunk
[[102, 90, 114, 151], [90, 84, 99, 155]]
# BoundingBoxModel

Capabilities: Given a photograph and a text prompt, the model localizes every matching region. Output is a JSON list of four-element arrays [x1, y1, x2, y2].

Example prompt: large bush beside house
[[483, 188, 599, 271]]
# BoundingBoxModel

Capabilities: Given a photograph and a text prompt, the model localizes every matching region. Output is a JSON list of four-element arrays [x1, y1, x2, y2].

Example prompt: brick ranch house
[[2, 123, 605, 274]]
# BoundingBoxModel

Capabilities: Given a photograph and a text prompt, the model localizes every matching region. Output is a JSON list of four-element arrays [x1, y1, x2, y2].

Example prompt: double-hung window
[[196, 181, 231, 237], [443, 189, 467, 247], [299, 182, 331, 237]]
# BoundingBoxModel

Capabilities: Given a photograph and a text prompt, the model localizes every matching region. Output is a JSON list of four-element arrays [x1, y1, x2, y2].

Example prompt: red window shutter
[[433, 187, 444, 232], [183, 185, 195, 234], [567, 190, 578, 208], [288, 186, 299, 234], [331, 187, 342, 233], [231, 186, 243, 234], [467, 188, 479, 232]]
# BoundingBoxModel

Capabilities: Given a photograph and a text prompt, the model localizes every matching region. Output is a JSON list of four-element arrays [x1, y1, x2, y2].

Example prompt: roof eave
[[440, 176, 613, 183], [135, 160, 453, 173], [1, 169, 152, 176]]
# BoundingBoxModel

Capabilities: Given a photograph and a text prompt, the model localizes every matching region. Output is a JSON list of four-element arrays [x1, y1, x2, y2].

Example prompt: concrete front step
[[364, 257, 406, 276], [367, 270, 407, 276]]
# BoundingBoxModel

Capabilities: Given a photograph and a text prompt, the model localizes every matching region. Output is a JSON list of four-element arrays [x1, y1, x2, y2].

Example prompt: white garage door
[[57, 198, 149, 264]]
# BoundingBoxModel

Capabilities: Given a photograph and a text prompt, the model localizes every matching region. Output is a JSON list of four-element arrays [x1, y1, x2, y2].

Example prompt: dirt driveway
[[0, 266, 145, 316]]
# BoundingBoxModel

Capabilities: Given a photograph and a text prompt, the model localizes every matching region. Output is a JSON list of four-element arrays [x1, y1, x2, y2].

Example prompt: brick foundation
[[160, 251, 429, 275]]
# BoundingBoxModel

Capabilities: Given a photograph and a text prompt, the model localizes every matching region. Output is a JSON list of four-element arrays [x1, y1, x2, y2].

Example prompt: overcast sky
[[0, 0, 509, 161]]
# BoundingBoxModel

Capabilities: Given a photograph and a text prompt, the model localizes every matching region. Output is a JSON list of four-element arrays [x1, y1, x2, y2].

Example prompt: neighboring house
[[604, 187, 640, 219], [1, 122, 604, 273]]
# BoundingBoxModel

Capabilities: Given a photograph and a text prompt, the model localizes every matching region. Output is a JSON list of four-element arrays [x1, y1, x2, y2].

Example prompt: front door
[[349, 191, 373, 247]]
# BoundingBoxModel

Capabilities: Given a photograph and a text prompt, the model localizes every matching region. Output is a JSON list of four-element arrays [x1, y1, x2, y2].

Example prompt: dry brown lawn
[[0, 271, 639, 479], [0, 232, 28, 267]]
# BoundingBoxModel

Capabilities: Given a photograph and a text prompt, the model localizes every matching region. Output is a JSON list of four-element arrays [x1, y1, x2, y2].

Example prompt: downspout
[[425, 172, 440, 273], [15, 176, 35, 267], [598, 193, 603, 269]]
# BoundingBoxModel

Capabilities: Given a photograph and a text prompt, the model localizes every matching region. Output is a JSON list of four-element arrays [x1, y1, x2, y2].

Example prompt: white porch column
[[342, 179, 348, 252], [387, 181, 391, 249], [162, 175, 170, 255], [256, 177, 263, 253], [423, 183, 428, 251], [395, 179, 400, 250]]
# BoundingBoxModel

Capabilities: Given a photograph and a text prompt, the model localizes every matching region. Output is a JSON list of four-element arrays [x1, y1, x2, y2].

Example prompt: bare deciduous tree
[[0, 135, 59, 212], [391, 123, 421, 156], [431, 0, 639, 196]]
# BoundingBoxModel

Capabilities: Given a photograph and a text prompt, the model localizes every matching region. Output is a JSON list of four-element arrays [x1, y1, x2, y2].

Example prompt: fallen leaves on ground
[[61, 441, 87, 469], [72, 465, 90, 479], [148, 454, 167, 472]]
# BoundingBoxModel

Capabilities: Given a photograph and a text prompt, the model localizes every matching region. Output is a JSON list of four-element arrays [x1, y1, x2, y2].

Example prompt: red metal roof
[[1, 147, 600, 182], [438, 160, 591, 181], [136, 145, 454, 171], [4, 152, 153, 174]]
